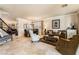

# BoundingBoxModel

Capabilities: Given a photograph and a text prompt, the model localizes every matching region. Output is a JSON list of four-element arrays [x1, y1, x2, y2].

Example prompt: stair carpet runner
[[0, 29, 12, 45]]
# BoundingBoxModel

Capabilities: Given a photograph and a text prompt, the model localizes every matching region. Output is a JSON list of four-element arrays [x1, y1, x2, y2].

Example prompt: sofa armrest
[[60, 38, 70, 41]]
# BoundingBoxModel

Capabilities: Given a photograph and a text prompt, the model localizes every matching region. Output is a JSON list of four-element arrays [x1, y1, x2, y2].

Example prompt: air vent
[[62, 4, 68, 7]]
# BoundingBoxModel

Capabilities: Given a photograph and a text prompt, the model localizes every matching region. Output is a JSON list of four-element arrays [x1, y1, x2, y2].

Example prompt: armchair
[[29, 30, 39, 42]]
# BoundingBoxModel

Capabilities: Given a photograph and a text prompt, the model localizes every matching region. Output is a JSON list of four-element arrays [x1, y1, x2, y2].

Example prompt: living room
[[0, 4, 79, 55]]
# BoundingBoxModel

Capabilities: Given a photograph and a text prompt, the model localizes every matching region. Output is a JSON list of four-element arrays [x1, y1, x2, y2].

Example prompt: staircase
[[0, 18, 13, 45]]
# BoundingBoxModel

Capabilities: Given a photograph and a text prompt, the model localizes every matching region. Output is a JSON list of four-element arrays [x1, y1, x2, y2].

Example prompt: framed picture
[[52, 19, 60, 29]]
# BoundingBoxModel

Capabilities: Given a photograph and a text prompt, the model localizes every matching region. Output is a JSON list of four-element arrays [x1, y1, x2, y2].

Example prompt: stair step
[[0, 35, 12, 45]]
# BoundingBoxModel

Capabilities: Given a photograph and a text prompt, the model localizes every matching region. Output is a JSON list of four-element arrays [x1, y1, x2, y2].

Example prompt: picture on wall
[[52, 19, 60, 29]]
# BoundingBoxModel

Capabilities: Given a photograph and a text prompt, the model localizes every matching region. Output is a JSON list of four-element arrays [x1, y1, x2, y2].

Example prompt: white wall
[[17, 18, 32, 37], [2, 17, 16, 25], [43, 14, 78, 32], [33, 21, 42, 35], [0, 13, 16, 25]]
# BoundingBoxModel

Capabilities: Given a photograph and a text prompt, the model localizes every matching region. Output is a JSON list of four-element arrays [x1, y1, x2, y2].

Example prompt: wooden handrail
[[0, 18, 12, 30]]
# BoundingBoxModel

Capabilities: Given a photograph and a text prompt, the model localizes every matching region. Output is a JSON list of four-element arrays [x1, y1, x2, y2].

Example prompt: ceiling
[[0, 4, 79, 20]]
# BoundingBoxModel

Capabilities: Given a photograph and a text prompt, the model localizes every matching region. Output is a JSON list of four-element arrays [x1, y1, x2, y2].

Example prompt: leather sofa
[[56, 35, 79, 55]]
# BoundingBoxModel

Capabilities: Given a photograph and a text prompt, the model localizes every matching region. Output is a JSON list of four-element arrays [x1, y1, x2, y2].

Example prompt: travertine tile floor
[[0, 36, 79, 55]]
